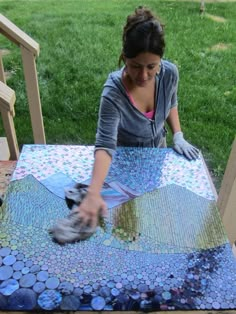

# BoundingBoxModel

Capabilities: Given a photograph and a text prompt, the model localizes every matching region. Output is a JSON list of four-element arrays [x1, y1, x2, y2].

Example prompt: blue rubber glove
[[173, 131, 199, 160]]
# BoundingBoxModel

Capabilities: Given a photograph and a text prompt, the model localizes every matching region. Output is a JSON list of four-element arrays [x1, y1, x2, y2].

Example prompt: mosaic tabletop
[[0, 144, 236, 312]]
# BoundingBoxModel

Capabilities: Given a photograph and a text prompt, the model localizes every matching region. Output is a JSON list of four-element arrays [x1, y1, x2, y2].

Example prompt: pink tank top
[[126, 90, 155, 120]]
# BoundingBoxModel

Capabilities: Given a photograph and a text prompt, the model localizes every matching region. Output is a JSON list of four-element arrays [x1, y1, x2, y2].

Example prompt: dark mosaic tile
[[8, 288, 37, 310], [60, 295, 80, 310]]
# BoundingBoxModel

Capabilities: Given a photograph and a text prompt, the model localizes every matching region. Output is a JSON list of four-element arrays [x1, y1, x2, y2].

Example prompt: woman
[[78, 6, 199, 227]]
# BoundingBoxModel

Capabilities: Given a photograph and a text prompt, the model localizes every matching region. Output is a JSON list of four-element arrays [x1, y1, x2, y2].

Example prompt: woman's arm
[[167, 106, 199, 160], [166, 106, 181, 134], [77, 149, 112, 226], [89, 149, 112, 195], [77, 82, 123, 230]]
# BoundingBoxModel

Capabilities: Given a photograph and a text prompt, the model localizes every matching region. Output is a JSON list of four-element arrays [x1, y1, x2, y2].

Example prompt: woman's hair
[[119, 6, 165, 66]]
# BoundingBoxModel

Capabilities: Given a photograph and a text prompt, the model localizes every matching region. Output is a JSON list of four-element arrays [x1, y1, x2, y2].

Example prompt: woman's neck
[[122, 69, 155, 92]]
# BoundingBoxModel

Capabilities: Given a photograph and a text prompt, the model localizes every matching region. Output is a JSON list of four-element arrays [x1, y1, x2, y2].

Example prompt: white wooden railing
[[0, 13, 45, 160]]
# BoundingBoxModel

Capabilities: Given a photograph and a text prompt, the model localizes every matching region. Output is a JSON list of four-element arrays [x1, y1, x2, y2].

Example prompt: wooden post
[[0, 109, 19, 160], [0, 137, 10, 160], [0, 81, 19, 160], [217, 137, 236, 245], [21, 45, 46, 144], [0, 53, 6, 84]]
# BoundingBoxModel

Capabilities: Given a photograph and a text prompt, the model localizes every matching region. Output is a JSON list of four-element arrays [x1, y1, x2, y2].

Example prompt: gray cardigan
[[95, 60, 179, 156]]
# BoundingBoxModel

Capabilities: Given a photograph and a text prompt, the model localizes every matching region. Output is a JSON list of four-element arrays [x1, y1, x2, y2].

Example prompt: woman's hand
[[173, 131, 199, 160], [77, 191, 107, 229]]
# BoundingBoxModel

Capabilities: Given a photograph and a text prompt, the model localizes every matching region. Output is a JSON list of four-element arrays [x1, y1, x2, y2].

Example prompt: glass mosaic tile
[[12, 145, 215, 200], [106, 147, 216, 200], [12, 145, 94, 182], [0, 145, 236, 311]]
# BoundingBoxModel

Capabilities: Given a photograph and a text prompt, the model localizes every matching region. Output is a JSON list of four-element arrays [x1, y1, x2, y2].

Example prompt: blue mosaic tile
[[0, 147, 236, 311]]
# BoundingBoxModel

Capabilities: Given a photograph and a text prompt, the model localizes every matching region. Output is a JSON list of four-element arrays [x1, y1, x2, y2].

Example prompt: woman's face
[[124, 52, 161, 87]]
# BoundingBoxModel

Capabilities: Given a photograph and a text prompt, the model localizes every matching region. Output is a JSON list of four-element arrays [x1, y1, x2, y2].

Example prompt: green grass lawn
[[0, 0, 236, 189]]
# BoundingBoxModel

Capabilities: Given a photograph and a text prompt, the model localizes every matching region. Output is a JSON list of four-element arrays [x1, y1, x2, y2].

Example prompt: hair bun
[[118, 6, 165, 66], [135, 6, 155, 21], [125, 6, 161, 37]]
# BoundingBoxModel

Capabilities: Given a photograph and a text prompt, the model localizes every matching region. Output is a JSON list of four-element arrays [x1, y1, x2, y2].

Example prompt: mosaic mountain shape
[[1, 172, 236, 311]]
